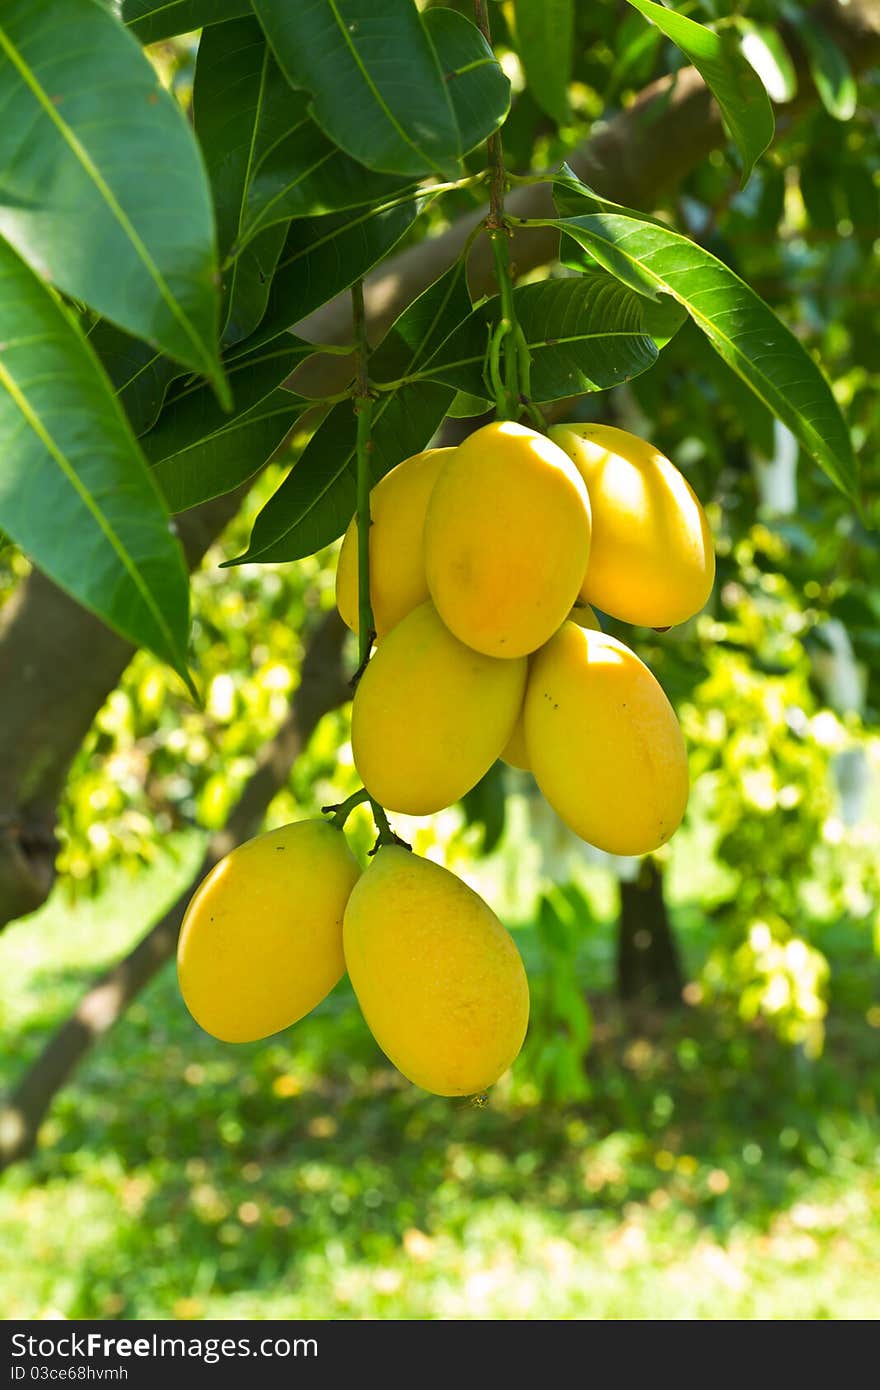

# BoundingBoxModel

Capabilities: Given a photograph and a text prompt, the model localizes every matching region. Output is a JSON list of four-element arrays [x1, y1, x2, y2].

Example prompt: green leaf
[[228, 381, 452, 565], [423, 7, 510, 151], [394, 272, 683, 402], [117, 0, 250, 44], [735, 20, 797, 104], [791, 14, 857, 121], [624, 0, 774, 183], [513, 0, 573, 125], [149, 390, 306, 514], [550, 213, 858, 499], [193, 18, 295, 346], [143, 333, 315, 511], [252, 0, 461, 179], [0, 238, 192, 682], [229, 261, 470, 563], [87, 322, 182, 437], [253, 200, 422, 349], [0, 0, 227, 399]]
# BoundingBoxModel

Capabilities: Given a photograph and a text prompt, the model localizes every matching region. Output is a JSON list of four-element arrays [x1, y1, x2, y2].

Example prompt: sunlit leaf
[[0, 239, 192, 682], [0, 0, 227, 397], [624, 0, 774, 182]]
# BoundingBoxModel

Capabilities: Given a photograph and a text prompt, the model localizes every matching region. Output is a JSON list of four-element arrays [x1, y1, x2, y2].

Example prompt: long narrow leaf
[[0, 239, 193, 682], [228, 261, 471, 563], [0, 0, 227, 397], [252, 0, 460, 178], [624, 0, 773, 183], [548, 213, 857, 499]]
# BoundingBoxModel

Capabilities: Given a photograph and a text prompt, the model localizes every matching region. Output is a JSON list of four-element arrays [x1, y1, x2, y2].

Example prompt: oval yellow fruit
[[177, 820, 361, 1043], [548, 422, 714, 628], [336, 447, 453, 640], [524, 622, 689, 855], [424, 421, 591, 658], [344, 847, 529, 1095], [501, 605, 601, 771], [352, 601, 526, 815]]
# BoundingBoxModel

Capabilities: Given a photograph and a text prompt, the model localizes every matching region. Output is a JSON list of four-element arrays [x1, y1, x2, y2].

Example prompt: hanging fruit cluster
[[178, 419, 713, 1095], [340, 420, 713, 855]]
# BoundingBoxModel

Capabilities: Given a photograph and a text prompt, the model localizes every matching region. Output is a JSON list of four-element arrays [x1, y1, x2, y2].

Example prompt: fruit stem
[[322, 787, 371, 831], [368, 799, 411, 855], [351, 279, 376, 680], [475, 0, 541, 428]]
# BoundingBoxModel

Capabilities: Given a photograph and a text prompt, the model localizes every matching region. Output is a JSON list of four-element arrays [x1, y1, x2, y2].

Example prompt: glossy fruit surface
[[352, 601, 526, 815], [501, 605, 600, 771], [549, 422, 714, 628], [524, 622, 689, 855], [343, 847, 529, 1096], [425, 421, 591, 657], [177, 820, 360, 1043]]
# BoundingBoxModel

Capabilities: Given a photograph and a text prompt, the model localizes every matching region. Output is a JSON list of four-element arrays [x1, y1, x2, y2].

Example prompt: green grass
[[1, 842, 879, 1320]]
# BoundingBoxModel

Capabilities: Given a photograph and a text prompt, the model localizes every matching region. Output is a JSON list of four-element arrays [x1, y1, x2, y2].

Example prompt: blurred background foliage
[[1, 0, 878, 1319]]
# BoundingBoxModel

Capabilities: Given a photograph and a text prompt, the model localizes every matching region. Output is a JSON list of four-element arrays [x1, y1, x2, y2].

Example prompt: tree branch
[[0, 608, 350, 1169]]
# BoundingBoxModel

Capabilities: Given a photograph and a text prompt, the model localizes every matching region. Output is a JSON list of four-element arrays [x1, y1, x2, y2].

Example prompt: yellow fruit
[[548, 422, 714, 628], [424, 421, 591, 658], [501, 605, 601, 771], [177, 820, 361, 1043], [524, 622, 689, 855], [501, 715, 531, 772], [343, 847, 529, 1095], [336, 447, 452, 640], [352, 601, 526, 815]]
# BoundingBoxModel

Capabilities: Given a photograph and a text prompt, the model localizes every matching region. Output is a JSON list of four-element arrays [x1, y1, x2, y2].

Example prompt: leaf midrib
[[326, 0, 456, 178]]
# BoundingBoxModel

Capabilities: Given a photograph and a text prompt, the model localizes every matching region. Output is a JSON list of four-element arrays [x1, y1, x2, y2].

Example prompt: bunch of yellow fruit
[[177, 419, 713, 1099], [178, 820, 529, 1097], [338, 419, 714, 856]]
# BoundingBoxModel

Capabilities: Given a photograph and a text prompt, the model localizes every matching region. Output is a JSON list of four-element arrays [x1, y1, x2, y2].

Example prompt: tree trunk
[[617, 859, 683, 1007], [0, 609, 349, 1169]]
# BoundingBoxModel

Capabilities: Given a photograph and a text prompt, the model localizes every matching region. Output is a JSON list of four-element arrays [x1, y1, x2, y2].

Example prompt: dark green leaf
[[228, 382, 452, 565], [0, 238, 192, 682], [369, 256, 473, 381], [394, 273, 681, 402], [229, 262, 470, 563], [550, 213, 857, 498], [424, 7, 510, 151], [117, 0, 249, 44], [253, 201, 422, 348], [242, 123, 410, 248], [87, 322, 182, 437], [513, 0, 573, 125], [0, 0, 227, 398], [193, 18, 293, 346], [149, 390, 305, 513], [143, 335, 314, 511], [791, 14, 857, 121], [736, 20, 797, 104], [624, 0, 774, 183], [252, 0, 460, 178]]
